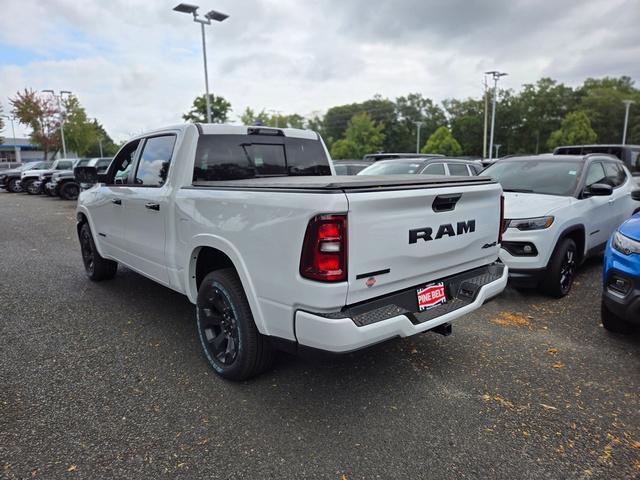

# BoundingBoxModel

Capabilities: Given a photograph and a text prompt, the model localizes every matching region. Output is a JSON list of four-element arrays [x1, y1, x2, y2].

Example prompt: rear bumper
[[295, 263, 508, 353], [507, 267, 546, 288], [603, 271, 640, 325]]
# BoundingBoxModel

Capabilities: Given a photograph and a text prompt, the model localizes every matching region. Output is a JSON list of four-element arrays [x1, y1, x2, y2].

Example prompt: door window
[[56, 161, 73, 170], [447, 163, 471, 176], [135, 135, 176, 187], [603, 162, 626, 188], [585, 162, 606, 187], [421, 163, 446, 175], [108, 140, 141, 185]]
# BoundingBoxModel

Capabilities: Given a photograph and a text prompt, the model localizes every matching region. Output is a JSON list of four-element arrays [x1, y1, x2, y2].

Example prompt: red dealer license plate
[[417, 283, 447, 311]]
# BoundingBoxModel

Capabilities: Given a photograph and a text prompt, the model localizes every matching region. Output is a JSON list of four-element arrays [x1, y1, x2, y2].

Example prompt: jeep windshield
[[484, 159, 583, 196]]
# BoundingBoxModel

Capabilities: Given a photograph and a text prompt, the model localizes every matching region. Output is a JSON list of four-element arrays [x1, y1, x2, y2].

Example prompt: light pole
[[494, 144, 502, 158], [1, 114, 19, 163], [173, 3, 229, 124], [485, 71, 507, 160], [482, 75, 489, 159], [91, 118, 104, 157], [622, 100, 635, 145], [414, 121, 423, 153], [43, 89, 72, 159]]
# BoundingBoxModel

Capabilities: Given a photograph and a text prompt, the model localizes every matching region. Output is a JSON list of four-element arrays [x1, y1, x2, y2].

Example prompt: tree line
[[1, 89, 119, 160], [185, 76, 640, 159]]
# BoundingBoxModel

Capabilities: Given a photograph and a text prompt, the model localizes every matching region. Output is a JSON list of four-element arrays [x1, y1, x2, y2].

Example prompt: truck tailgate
[[345, 179, 502, 305]]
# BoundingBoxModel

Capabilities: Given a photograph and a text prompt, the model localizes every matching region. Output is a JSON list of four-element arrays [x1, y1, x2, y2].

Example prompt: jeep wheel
[[601, 301, 633, 334], [79, 223, 117, 281], [542, 238, 577, 298], [7, 178, 22, 193], [60, 182, 80, 201], [24, 179, 40, 195], [196, 269, 274, 381]]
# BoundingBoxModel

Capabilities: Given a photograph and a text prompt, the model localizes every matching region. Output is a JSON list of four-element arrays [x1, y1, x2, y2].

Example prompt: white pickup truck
[[75, 124, 507, 380]]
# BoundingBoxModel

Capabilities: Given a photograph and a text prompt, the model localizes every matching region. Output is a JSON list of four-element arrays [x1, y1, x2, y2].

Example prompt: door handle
[[111, 198, 121, 205], [145, 202, 160, 211]]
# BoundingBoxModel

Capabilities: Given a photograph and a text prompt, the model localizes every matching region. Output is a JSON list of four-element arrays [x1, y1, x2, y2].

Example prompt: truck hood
[[0, 169, 22, 176], [503, 192, 573, 219], [619, 213, 640, 242], [22, 169, 50, 179]]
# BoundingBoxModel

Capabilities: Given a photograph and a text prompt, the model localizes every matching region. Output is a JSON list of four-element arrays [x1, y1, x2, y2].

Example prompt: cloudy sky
[[1, 0, 639, 142]]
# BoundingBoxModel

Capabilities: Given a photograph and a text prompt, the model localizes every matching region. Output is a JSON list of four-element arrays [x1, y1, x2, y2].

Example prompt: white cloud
[[0, 0, 639, 142]]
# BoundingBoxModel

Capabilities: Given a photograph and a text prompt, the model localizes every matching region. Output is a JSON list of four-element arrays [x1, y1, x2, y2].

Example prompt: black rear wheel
[[542, 238, 577, 298], [24, 179, 40, 195], [79, 223, 117, 281], [196, 269, 273, 380]]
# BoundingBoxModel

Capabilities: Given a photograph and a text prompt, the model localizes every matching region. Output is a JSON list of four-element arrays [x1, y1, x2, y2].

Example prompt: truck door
[[122, 134, 177, 286]]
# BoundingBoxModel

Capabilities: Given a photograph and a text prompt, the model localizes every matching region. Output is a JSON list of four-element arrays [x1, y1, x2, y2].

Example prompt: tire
[[601, 301, 634, 334], [44, 185, 55, 196], [78, 223, 117, 281], [196, 269, 274, 380], [7, 178, 22, 193], [24, 179, 40, 195], [541, 238, 577, 298], [60, 182, 80, 201]]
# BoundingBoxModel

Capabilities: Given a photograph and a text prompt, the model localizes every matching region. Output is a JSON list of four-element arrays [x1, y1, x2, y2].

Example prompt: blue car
[[602, 212, 640, 333]]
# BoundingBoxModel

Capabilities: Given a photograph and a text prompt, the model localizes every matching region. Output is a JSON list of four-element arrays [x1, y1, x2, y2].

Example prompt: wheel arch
[[186, 237, 267, 335], [551, 224, 586, 266]]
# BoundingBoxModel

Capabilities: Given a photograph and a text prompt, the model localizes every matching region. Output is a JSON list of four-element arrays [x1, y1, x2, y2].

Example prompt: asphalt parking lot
[[1, 193, 639, 480]]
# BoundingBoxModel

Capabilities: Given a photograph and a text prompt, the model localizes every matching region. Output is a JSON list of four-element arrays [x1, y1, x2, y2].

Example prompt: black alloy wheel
[[198, 284, 240, 366], [558, 246, 576, 295], [78, 223, 117, 281], [25, 179, 40, 195], [80, 225, 95, 275]]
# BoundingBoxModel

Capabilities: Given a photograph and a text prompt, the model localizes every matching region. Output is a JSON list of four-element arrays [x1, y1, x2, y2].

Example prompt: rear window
[[193, 134, 330, 182]]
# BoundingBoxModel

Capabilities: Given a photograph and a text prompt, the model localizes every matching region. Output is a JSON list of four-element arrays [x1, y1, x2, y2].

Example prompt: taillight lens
[[498, 194, 505, 244], [300, 214, 347, 282]]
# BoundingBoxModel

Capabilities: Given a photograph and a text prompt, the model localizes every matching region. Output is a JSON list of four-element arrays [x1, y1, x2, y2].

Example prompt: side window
[[585, 162, 606, 187], [134, 135, 176, 187], [631, 150, 640, 174], [108, 140, 141, 185], [57, 161, 73, 170], [603, 162, 626, 187], [421, 163, 446, 175], [447, 163, 470, 176]]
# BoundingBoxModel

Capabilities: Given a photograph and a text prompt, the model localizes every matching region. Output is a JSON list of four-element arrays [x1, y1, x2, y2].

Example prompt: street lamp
[[622, 100, 635, 145], [268, 109, 282, 128], [485, 71, 507, 160], [414, 121, 423, 154], [173, 3, 229, 124], [1, 113, 19, 163], [494, 144, 502, 158], [91, 118, 104, 157], [43, 89, 72, 159]]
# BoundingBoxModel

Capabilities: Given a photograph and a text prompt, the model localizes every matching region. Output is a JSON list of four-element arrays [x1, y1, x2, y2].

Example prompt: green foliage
[[86, 120, 119, 157], [330, 113, 385, 159], [444, 97, 484, 156], [393, 93, 447, 152], [547, 111, 597, 150], [62, 95, 99, 157], [183, 94, 232, 123], [239, 107, 270, 126], [421, 126, 463, 156]]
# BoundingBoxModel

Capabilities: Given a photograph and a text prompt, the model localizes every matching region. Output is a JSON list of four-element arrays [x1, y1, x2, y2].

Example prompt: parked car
[[20, 159, 74, 195], [46, 157, 112, 200], [554, 144, 640, 178], [484, 154, 640, 297], [602, 206, 640, 333], [0, 161, 52, 193], [75, 124, 507, 380], [332, 160, 372, 175], [357, 157, 482, 176], [362, 153, 444, 162]]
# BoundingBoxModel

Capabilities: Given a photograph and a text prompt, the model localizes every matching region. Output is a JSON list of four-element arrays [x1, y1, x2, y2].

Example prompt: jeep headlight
[[505, 216, 554, 231], [0, 174, 6, 180], [612, 231, 640, 255]]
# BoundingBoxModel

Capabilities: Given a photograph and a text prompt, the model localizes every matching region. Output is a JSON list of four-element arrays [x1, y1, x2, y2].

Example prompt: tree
[[183, 94, 232, 123], [547, 111, 597, 150], [330, 113, 385, 159], [11, 88, 61, 160], [87, 120, 119, 157], [421, 126, 463, 156], [444, 97, 484, 156], [393, 93, 447, 152], [239, 107, 270, 125], [61, 95, 98, 157]]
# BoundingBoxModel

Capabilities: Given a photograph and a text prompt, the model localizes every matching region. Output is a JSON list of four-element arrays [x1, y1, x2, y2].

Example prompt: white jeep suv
[[484, 154, 640, 297]]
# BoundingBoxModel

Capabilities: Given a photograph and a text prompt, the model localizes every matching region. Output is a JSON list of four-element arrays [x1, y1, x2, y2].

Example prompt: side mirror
[[585, 183, 613, 197], [74, 166, 99, 185], [632, 190, 640, 201]]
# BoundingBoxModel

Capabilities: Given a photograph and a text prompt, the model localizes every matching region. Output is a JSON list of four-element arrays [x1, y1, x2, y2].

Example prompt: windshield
[[484, 160, 584, 196], [25, 162, 52, 170], [75, 158, 91, 168], [358, 161, 422, 175]]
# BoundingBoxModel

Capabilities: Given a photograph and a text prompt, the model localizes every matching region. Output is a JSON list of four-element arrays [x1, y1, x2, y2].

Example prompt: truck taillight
[[300, 214, 347, 282], [498, 194, 505, 244]]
